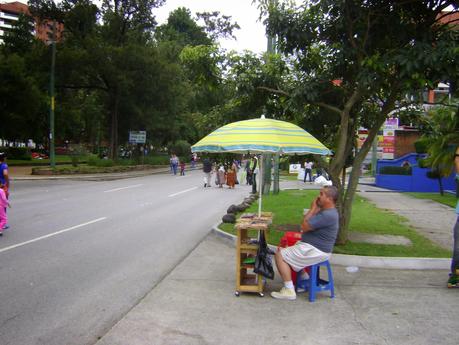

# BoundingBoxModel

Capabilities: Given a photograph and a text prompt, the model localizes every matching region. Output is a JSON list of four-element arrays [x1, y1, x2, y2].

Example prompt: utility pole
[[49, 21, 56, 168]]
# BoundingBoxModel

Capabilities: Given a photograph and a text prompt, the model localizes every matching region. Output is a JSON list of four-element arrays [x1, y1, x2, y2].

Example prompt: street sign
[[384, 118, 399, 129], [129, 131, 146, 144]]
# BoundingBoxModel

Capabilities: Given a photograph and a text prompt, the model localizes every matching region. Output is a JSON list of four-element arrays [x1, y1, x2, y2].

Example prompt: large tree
[[0, 13, 49, 145], [30, 0, 172, 157], [261, 0, 459, 243]]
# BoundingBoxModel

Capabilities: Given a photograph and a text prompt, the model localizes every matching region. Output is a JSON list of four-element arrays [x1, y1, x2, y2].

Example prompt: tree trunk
[[438, 177, 444, 196], [262, 153, 272, 195], [332, 114, 388, 244], [109, 91, 119, 160], [337, 199, 351, 245], [336, 152, 367, 244]]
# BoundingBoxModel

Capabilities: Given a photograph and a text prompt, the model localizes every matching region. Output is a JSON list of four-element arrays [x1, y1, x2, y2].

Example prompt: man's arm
[[301, 197, 321, 233]]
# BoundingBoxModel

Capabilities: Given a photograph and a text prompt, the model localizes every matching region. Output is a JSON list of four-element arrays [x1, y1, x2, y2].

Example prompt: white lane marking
[[103, 184, 143, 193], [0, 217, 107, 254], [168, 187, 198, 197]]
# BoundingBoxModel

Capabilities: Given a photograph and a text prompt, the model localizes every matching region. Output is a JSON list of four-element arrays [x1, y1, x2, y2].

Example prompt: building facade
[[0, 1, 62, 44]]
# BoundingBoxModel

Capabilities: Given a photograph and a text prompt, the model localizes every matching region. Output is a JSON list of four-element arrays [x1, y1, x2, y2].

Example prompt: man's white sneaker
[[271, 287, 296, 300]]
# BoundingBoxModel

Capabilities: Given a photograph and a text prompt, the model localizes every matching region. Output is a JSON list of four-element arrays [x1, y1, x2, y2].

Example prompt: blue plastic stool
[[295, 260, 335, 302]]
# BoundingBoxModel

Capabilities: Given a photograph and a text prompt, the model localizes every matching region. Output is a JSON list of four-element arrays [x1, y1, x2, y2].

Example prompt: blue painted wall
[[375, 153, 456, 192]]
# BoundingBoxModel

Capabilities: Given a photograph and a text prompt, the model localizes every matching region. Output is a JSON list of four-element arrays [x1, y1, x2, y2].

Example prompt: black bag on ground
[[254, 231, 275, 280]]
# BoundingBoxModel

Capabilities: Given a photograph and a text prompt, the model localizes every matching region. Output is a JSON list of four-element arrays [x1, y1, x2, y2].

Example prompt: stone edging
[[211, 225, 450, 270]]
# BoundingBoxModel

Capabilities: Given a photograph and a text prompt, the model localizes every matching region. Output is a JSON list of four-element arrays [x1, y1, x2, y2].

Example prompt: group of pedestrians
[[202, 158, 242, 189], [170, 153, 200, 176], [169, 154, 186, 176], [303, 160, 326, 183]]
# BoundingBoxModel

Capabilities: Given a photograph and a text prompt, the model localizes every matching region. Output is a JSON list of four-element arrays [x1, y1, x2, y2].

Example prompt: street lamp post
[[49, 21, 56, 168]]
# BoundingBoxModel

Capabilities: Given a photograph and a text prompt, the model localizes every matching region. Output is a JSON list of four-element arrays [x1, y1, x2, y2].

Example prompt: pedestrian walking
[[233, 160, 240, 185], [0, 152, 10, 230], [203, 158, 213, 187], [0, 182, 10, 235], [250, 156, 258, 194], [226, 163, 236, 189], [0, 153, 9, 199], [216, 165, 226, 188], [180, 161, 186, 176], [191, 153, 197, 169], [245, 158, 252, 185], [170, 154, 179, 175], [303, 161, 313, 183]]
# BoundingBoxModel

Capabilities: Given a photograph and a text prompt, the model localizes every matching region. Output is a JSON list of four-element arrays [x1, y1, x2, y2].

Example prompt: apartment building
[[0, 1, 62, 44]]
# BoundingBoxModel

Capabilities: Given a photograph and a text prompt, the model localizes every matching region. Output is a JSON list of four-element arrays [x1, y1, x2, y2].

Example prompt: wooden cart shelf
[[235, 212, 273, 297], [239, 244, 258, 251]]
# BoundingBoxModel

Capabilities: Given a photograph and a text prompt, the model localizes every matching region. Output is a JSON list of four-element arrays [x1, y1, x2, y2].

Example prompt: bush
[[279, 157, 290, 171], [1, 147, 31, 160], [379, 166, 412, 175], [414, 139, 429, 154], [168, 140, 191, 157], [143, 155, 170, 165], [68, 144, 88, 167], [417, 157, 429, 168], [87, 155, 114, 167]]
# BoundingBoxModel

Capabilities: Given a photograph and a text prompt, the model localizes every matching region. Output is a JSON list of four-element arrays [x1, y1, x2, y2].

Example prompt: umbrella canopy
[[191, 117, 331, 155], [191, 116, 331, 217]]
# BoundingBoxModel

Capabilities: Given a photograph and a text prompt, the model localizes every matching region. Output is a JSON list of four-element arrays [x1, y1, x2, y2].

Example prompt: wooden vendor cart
[[235, 212, 273, 297]]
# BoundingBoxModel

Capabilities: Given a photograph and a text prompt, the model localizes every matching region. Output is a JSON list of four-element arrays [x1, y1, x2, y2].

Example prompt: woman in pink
[[0, 184, 10, 235]]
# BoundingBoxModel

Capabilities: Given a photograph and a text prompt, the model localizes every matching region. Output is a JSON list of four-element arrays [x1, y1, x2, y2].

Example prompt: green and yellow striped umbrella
[[191, 116, 330, 155]]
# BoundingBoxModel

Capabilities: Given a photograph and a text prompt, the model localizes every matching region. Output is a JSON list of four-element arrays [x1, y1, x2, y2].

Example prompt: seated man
[[271, 186, 339, 300]]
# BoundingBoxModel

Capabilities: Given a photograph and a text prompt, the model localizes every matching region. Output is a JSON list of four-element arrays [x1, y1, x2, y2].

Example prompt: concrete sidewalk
[[96, 233, 457, 345], [357, 183, 456, 250]]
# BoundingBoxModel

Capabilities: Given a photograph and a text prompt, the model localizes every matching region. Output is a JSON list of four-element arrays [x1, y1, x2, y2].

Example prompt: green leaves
[[421, 106, 459, 177]]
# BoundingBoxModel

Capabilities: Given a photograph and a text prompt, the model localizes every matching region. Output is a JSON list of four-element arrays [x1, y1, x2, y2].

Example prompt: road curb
[[211, 225, 450, 270]]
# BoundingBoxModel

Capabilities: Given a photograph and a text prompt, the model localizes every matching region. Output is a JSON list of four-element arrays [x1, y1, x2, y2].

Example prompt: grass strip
[[406, 192, 457, 208], [219, 190, 451, 258]]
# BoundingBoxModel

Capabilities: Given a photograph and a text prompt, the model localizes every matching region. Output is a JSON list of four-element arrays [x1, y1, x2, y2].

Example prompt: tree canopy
[[260, 0, 459, 242]]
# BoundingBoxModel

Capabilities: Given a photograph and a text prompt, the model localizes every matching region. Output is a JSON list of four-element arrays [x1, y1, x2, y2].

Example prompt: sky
[[13, 0, 268, 53], [155, 0, 268, 54]]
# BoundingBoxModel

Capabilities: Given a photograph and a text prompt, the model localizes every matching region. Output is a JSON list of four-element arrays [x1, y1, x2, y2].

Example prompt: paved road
[[0, 170, 250, 345]]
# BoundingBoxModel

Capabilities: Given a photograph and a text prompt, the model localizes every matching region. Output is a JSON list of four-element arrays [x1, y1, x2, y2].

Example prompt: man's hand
[[302, 197, 320, 232], [310, 197, 320, 212]]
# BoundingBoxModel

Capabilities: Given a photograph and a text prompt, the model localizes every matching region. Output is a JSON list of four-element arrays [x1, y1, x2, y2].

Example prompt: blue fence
[[375, 153, 456, 192]]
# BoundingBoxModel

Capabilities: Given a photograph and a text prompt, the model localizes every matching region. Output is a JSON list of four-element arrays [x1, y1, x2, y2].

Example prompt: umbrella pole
[[258, 154, 263, 217]]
